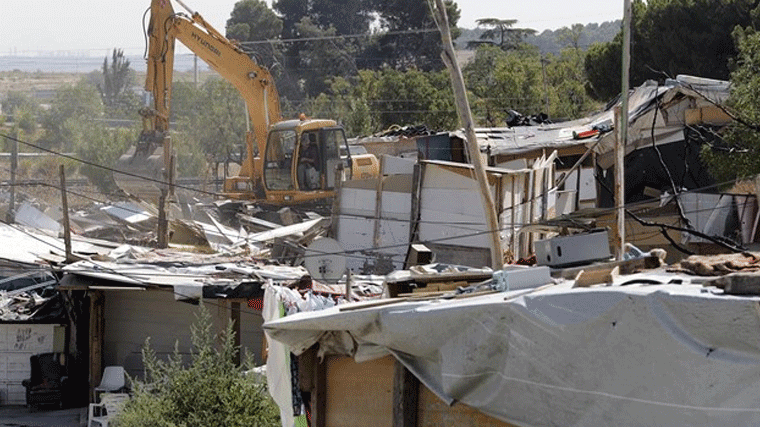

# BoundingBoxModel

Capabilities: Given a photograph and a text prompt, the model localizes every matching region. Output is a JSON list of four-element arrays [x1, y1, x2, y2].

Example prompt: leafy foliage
[[98, 49, 141, 118], [585, 0, 758, 101], [226, 0, 283, 42], [702, 26, 760, 183], [367, 67, 458, 131], [470, 18, 536, 51], [113, 304, 280, 427], [170, 79, 247, 174], [363, 0, 460, 72], [2, 91, 39, 136], [40, 81, 104, 150], [74, 121, 135, 194], [464, 44, 598, 125]]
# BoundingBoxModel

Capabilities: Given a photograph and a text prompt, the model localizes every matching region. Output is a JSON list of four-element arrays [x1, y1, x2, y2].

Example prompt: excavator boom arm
[[147, 0, 281, 179]]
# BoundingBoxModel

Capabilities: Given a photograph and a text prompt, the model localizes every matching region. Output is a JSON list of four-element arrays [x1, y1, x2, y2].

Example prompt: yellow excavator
[[115, 0, 378, 205]]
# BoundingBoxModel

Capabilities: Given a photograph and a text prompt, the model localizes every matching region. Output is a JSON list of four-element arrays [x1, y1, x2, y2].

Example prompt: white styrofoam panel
[[5, 324, 54, 352], [381, 155, 415, 176], [340, 187, 377, 217], [562, 167, 597, 201], [0, 324, 57, 405], [380, 192, 412, 220]]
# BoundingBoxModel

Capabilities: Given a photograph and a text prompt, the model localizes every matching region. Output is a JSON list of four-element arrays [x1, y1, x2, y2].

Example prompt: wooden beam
[[89, 290, 104, 402], [393, 360, 420, 427], [312, 355, 327, 427]]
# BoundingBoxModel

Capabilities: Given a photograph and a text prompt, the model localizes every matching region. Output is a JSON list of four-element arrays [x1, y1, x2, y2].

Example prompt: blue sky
[[1, 0, 623, 55]]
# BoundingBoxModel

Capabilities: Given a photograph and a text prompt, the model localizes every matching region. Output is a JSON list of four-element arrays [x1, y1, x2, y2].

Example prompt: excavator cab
[[262, 119, 352, 204]]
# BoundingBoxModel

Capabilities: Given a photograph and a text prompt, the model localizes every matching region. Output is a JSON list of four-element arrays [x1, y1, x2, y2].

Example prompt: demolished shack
[[264, 251, 760, 427]]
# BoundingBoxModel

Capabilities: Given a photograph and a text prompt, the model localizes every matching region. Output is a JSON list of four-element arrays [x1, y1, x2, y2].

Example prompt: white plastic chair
[[88, 392, 130, 427], [93, 366, 125, 403]]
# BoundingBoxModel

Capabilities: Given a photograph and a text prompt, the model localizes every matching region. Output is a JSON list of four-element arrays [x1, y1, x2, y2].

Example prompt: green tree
[[113, 304, 280, 427], [226, 0, 284, 74], [175, 79, 247, 171], [545, 48, 598, 120], [464, 44, 597, 125], [556, 23, 585, 52], [366, 67, 458, 131], [2, 91, 39, 136], [226, 0, 283, 41], [40, 81, 104, 149], [585, 0, 757, 101], [702, 26, 760, 183], [471, 18, 536, 51], [291, 17, 360, 97], [363, 0, 461, 71], [73, 121, 135, 194], [98, 49, 140, 118]]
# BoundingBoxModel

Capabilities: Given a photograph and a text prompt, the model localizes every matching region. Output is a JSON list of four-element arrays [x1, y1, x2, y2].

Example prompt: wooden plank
[[325, 355, 395, 427], [89, 290, 104, 402], [553, 255, 661, 280], [417, 383, 519, 427], [312, 354, 327, 427], [574, 266, 619, 288], [393, 360, 419, 427]]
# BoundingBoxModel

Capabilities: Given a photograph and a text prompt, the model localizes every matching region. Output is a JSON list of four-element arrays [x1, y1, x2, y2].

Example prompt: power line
[[0, 132, 224, 199]]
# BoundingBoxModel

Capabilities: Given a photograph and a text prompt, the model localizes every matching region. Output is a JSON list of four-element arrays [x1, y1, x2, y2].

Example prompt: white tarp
[[264, 280, 760, 426]]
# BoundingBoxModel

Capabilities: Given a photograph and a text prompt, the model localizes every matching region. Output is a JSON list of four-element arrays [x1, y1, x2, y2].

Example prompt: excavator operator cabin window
[[264, 129, 296, 190], [320, 127, 346, 189]]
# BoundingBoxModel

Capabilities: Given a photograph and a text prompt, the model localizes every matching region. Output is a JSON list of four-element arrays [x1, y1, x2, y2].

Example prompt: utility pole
[[7, 130, 17, 223], [59, 165, 72, 262], [194, 54, 199, 88], [617, 0, 632, 260], [430, 0, 503, 269]]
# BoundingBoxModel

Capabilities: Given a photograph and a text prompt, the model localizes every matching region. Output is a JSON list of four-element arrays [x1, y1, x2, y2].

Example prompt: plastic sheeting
[[264, 281, 760, 426]]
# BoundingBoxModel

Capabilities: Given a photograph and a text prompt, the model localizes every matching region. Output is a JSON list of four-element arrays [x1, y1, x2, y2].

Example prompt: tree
[[471, 18, 536, 51], [114, 304, 280, 427], [2, 91, 39, 135], [556, 23, 585, 52], [174, 79, 248, 173], [74, 121, 135, 194], [310, 0, 373, 35], [702, 26, 760, 183], [366, 67, 458, 131], [364, 0, 461, 71], [585, 0, 757, 101], [40, 81, 104, 149], [464, 44, 598, 125], [98, 49, 140, 118], [226, 0, 282, 42], [290, 17, 360, 97]]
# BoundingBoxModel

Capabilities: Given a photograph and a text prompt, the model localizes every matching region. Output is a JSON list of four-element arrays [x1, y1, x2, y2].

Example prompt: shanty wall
[[314, 355, 517, 427], [102, 290, 264, 379], [0, 323, 65, 404]]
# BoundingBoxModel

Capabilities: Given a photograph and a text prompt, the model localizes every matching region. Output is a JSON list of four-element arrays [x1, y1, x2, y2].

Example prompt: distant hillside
[[456, 20, 621, 54]]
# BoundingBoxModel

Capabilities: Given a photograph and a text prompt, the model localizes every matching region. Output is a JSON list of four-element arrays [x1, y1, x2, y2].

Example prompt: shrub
[[114, 304, 280, 427]]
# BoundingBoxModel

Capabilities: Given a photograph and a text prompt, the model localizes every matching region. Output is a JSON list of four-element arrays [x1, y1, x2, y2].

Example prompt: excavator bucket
[[114, 137, 168, 201]]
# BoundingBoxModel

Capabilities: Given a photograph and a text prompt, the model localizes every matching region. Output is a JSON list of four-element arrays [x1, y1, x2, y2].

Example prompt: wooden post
[[312, 355, 327, 427], [89, 290, 104, 402], [157, 192, 168, 248], [430, 0, 503, 269], [617, 0, 632, 260], [373, 156, 386, 248], [393, 360, 420, 427], [7, 132, 17, 223], [59, 165, 73, 262]]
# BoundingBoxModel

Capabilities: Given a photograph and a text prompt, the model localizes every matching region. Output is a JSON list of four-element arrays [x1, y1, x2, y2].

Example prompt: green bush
[[113, 304, 280, 427]]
